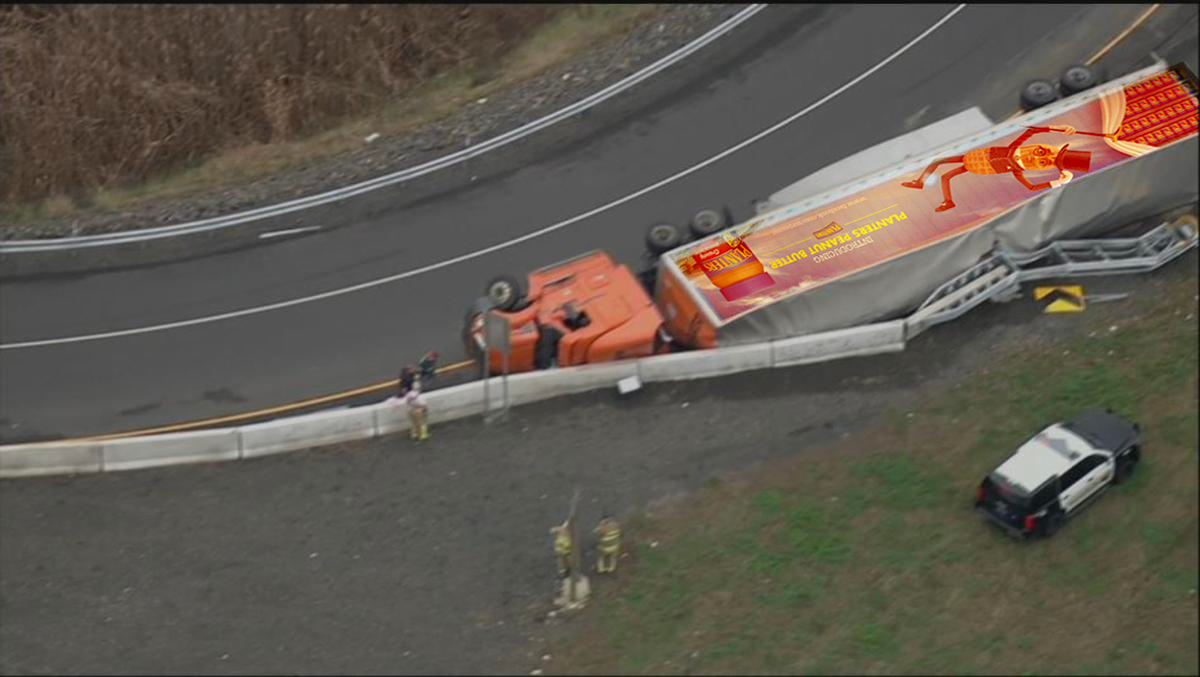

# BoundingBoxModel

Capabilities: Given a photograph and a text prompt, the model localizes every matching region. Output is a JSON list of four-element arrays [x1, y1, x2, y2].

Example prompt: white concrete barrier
[[499, 361, 638, 406], [240, 406, 376, 459], [0, 320, 909, 478], [0, 441, 103, 478], [637, 342, 773, 382], [771, 321, 905, 367], [373, 397, 412, 437], [102, 429, 240, 472], [424, 381, 487, 424]]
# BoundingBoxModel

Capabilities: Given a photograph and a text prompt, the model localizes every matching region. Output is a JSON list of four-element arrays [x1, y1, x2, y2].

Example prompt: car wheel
[[485, 274, 527, 311], [689, 207, 729, 239], [645, 222, 683, 256], [1113, 456, 1137, 484], [1059, 64, 1100, 96], [1020, 79, 1059, 111], [1041, 509, 1065, 537]]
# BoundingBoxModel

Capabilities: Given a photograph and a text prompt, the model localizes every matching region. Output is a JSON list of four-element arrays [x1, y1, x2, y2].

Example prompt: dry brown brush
[[0, 4, 559, 204]]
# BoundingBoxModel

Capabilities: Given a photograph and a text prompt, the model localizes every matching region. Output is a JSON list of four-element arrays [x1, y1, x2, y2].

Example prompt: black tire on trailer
[[1059, 64, 1100, 96], [645, 222, 683, 256], [1020, 79, 1059, 111], [485, 274, 527, 311], [689, 207, 729, 239]]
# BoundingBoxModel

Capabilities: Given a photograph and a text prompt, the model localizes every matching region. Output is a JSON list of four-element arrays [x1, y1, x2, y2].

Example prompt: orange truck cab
[[463, 251, 669, 374]]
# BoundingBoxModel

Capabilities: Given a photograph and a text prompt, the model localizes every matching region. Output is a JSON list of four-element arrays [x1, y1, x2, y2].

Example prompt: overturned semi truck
[[465, 62, 1199, 373]]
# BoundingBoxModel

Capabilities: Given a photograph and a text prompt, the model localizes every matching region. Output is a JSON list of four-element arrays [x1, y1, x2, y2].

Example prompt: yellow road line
[[75, 359, 477, 442], [762, 204, 899, 258], [1003, 4, 1163, 122], [1085, 4, 1161, 67]]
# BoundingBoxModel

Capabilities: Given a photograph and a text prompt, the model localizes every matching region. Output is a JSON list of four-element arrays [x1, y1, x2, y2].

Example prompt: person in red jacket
[[901, 125, 1096, 212]]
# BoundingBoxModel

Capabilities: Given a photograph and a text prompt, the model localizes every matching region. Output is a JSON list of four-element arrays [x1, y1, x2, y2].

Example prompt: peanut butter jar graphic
[[693, 231, 776, 301]]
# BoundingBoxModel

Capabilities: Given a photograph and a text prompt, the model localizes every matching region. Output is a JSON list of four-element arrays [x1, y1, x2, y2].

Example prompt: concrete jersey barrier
[[0, 320, 904, 478]]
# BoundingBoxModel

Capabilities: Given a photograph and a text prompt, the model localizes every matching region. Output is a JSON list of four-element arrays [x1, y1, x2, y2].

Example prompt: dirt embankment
[[0, 4, 558, 204]]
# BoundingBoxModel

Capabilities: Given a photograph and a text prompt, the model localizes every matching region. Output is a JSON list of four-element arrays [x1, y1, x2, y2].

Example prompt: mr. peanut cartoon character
[[901, 125, 1102, 212]]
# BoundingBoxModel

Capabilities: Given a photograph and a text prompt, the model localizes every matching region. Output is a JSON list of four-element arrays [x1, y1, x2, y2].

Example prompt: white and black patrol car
[[975, 409, 1141, 539]]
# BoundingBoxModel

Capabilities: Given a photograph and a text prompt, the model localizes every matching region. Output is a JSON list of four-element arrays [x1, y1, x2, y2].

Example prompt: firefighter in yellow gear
[[404, 379, 431, 442], [550, 524, 573, 578], [594, 515, 621, 574]]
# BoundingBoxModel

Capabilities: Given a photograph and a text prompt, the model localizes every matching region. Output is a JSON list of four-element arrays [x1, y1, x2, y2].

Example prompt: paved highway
[[2, 252, 1194, 674], [0, 4, 1185, 442]]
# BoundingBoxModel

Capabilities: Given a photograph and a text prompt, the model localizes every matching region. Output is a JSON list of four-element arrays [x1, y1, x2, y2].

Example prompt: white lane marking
[[258, 226, 323, 240], [1, 5, 769, 251], [0, 5, 966, 351]]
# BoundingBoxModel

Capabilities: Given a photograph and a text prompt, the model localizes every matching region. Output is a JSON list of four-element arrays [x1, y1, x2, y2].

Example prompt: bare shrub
[[0, 4, 559, 203]]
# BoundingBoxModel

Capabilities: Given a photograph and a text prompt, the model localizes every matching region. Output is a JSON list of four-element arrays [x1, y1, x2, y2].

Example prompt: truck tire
[[533, 326, 563, 370], [645, 222, 683, 256], [1020, 79, 1059, 111], [486, 274, 527, 311], [1059, 64, 1099, 97], [689, 207, 729, 239]]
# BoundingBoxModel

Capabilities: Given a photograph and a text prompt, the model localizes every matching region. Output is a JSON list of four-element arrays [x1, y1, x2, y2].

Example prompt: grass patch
[[3, 4, 662, 224], [554, 266, 1199, 675]]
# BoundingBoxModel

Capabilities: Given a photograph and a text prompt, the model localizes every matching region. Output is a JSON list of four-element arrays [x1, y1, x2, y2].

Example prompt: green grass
[[555, 266, 1199, 675]]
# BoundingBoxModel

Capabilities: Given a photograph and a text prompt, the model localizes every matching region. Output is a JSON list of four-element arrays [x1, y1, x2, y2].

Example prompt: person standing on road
[[417, 351, 439, 387], [399, 365, 416, 397], [594, 515, 622, 574], [405, 377, 430, 442], [550, 523, 573, 578]]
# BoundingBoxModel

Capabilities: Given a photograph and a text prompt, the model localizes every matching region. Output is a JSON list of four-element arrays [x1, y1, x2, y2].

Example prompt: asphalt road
[[2, 250, 1194, 675], [0, 4, 1193, 442]]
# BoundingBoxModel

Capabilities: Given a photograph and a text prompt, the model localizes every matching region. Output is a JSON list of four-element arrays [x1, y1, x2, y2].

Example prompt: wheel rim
[[1063, 67, 1091, 87], [488, 281, 513, 305], [1028, 81, 1054, 99], [650, 225, 675, 245], [694, 210, 721, 232]]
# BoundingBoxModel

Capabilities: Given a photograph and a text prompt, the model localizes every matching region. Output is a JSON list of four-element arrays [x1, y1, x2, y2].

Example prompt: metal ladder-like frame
[[906, 219, 1198, 338]]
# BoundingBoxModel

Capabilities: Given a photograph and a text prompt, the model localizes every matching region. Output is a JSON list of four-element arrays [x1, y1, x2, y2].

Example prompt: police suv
[[975, 409, 1141, 539]]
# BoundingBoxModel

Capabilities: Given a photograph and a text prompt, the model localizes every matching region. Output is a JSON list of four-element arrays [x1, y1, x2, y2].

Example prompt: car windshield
[[1060, 419, 1107, 449]]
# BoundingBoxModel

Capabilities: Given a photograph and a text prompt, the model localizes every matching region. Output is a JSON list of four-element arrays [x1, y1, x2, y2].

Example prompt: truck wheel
[[1059, 64, 1099, 96], [645, 222, 683, 256], [689, 207, 729, 239], [1020, 79, 1059, 111], [486, 274, 527, 311]]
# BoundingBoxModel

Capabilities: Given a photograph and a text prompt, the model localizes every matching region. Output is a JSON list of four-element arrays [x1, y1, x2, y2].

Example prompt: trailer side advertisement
[[668, 64, 1199, 327]]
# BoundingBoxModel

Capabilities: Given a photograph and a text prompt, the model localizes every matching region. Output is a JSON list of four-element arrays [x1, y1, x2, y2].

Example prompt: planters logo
[[813, 221, 842, 239]]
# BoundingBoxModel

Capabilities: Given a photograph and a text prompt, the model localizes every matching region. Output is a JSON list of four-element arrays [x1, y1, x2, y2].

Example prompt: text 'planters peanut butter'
[[693, 231, 775, 301]]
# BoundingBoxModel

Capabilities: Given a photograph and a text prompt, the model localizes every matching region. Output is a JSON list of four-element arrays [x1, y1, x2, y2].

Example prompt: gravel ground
[[1, 250, 1194, 675], [1, 4, 743, 240]]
